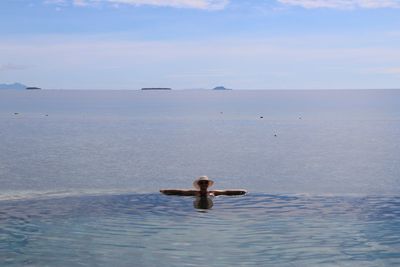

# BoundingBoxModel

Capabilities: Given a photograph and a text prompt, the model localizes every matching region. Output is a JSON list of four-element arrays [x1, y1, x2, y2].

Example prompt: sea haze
[[0, 89, 399, 198]]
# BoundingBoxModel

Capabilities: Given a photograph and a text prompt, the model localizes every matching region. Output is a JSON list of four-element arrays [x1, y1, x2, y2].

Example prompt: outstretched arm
[[160, 189, 198, 196], [211, 190, 247, 196]]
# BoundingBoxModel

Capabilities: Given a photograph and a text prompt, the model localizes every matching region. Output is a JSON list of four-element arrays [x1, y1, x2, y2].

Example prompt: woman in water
[[160, 176, 247, 197]]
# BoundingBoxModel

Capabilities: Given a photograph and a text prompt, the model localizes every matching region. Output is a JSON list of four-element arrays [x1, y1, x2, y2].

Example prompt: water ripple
[[1, 193, 400, 266]]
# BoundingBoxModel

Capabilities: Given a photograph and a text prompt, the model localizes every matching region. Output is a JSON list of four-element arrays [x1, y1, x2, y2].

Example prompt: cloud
[[45, 0, 229, 10], [278, 0, 400, 9], [43, 0, 400, 10], [44, 0, 66, 4]]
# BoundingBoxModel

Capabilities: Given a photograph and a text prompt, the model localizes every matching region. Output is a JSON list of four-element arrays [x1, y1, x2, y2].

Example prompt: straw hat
[[193, 176, 214, 189]]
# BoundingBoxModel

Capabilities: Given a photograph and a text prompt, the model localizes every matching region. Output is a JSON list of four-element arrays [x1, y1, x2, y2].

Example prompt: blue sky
[[1, 0, 400, 89]]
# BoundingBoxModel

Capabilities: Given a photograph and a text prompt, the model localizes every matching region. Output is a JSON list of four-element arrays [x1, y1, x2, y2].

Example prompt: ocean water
[[0, 89, 400, 266]]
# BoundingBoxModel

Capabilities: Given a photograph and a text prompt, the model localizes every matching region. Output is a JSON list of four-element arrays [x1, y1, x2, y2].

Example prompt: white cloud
[[43, 0, 67, 4], [45, 0, 229, 10], [111, 0, 228, 9], [73, 0, 91, 6], [45, 0, 400, 10], [278, 0, 400, 9]]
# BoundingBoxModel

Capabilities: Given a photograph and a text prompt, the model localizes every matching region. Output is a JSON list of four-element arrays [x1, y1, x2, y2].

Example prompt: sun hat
[[193, 176, 214, 189]]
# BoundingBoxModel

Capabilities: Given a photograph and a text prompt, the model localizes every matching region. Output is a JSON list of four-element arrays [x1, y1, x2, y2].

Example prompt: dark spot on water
[[14, 113, 19, 115], [260, 116, 263, 119]]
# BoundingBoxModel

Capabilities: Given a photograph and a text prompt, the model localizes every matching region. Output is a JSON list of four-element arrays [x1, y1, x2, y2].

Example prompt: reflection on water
[[1, 193, 400, 266], [193, 196, 213, 210]]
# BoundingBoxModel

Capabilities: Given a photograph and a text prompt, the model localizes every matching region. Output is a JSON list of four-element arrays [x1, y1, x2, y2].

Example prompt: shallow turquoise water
[[1, 193, 400, 266], [0, 89, 400, 266]]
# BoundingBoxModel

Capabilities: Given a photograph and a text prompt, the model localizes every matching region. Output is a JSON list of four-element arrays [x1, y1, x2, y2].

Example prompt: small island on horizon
[[0, 83, 42, 90], [0, 82, 27, 90], [213, 86, 232, 90]]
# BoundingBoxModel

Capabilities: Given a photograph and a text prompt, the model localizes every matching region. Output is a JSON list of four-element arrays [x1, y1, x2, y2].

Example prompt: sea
[[0, 89, 399, 266]]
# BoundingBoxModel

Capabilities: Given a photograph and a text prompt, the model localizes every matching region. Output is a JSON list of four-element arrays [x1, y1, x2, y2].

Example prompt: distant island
[[0, 83, 42, 90], [141, 88, 172, 90], [213, 86, 231, 90], [0, 82, 27, 90]]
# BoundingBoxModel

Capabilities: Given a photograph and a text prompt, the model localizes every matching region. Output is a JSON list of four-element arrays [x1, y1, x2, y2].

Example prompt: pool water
[[1, 193, 400, 266]]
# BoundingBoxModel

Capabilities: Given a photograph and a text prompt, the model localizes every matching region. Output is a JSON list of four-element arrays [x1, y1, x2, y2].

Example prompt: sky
[[1, 0, 400, 89]]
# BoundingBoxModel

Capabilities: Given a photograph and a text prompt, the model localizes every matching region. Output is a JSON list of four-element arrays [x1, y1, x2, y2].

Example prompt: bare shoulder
[[160, 189, 198, 196], [210, 189, 247, 196]]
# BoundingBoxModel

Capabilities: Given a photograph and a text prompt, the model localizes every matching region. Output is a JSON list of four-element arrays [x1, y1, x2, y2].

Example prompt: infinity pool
[[1, 193, 400, 266]]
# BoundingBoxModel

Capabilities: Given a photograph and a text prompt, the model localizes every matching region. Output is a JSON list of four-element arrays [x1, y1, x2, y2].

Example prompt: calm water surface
[[0, 89, 399, 266], [1, 194, 400, 266]]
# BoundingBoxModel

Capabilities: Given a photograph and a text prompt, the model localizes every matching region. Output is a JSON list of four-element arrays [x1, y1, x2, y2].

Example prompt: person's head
[[193, 176, 214, 192]]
